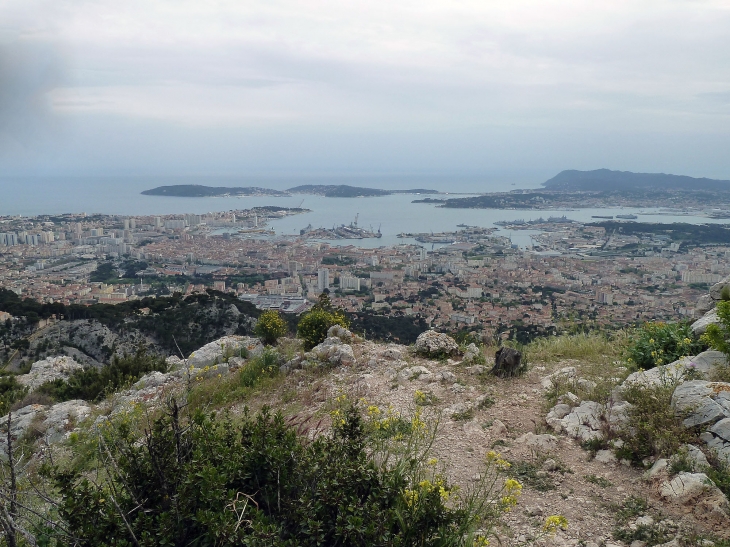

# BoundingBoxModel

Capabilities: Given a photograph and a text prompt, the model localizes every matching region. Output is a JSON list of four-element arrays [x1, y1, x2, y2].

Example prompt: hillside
[[141, 184, 289, 197], [543, 169, 730, 192]]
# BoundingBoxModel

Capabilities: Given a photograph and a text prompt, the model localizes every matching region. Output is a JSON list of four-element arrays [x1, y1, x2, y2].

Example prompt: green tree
[[297, 308, 349, 350], [254, 310, 288, 345]]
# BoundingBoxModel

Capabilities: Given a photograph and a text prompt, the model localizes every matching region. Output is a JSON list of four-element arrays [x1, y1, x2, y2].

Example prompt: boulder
[[187, 336, 262, 368], [310, 337, 355, 367], [558, 400, 605, 442], [710, 275, 730, 301], [660, 472, 729, 523], [397, 366, 433, 382], [692, 308, 720, 336], [671, 444, 709, 471], [696, 294, 715, 314], [327, 325, 356, 343], [515, 432, 558, 453], [671, 380, 730, 427], [703, 418, 730, 464], [16, 356, 85, 391], [414, 331, 459, 357], [541, 367, 577, 390], [380, 347, 403, 361], [622, 358, 692, 390], [462, 343, 482, 363], [545, 403, 572, 432]]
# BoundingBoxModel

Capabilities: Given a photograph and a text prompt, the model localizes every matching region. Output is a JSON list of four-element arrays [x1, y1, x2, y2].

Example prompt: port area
[[397, 226, 497, 243], [299, 214, 382, 239]]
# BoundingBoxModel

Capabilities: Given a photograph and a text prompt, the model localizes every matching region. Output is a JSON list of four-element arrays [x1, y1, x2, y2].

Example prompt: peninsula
[[142, 184, 440, 198]]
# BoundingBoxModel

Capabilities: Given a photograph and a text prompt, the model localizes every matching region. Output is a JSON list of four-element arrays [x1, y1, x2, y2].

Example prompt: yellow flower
[[473, 537, 490, 547], [649, 338, 655, 344], [427, 458, 438, 466], [486, 451, 511, 470], [403, 489, 418, 507], [543, 515, 568, 534], [367, 405, 381, 417], [504, 478, 522, 494]]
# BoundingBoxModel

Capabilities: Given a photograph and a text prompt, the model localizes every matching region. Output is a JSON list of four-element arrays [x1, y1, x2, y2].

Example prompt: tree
[[297, 308, 349, 350], [254, 310, 288, 345]]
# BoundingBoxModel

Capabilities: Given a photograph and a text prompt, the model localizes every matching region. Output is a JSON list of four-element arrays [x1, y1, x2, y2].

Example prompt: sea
[[1, 176, 728, 250]]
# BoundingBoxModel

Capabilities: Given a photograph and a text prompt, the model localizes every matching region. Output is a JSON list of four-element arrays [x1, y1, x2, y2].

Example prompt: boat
[[616, 214, 637, 220], [591, 215, 613, 219]]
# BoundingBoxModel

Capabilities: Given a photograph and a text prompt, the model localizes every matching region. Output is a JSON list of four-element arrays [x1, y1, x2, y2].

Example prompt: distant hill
[[543, 169, 730, 191], [287, 185, 440, 198], [141, 185, 289, 197]]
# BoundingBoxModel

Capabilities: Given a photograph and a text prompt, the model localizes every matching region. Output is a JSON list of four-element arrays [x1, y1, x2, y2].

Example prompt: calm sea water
[[0, 176, 727, 249]]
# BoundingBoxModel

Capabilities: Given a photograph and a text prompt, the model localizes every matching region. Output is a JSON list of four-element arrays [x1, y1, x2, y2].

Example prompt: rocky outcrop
[[546, 400, 631, 442], [17, 356, 85, 391], [414, 331, 459, 357], [187, 336, 263, 368], [310, 336, 355, 367], [692, 308, 720, 336], [671, 380, 730, 428], [660, 472, 729, 523]]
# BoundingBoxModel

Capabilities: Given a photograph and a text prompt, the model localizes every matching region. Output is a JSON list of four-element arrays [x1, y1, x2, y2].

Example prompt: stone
[[310, 337, 356, 367], [595, 449, 617, 464], [188, 336, 262, 368], [541, 367, 577, 390], [675, 444, 710, 471], [645, 459, 668, 480], [165, 355, 185, 370], [660, 472, 716, 502], [491, 419, 508, 437], [576, 378, 597, 391], [672, 380, 730, 427], [545, 403, 572, 432], [710, 275, 730, 301], [515, 432, 558, 453], [327, 325, 356, 343], [710, 417, 730, 442], [466, 365, 487, 375], [542, 458, 559, 471], [689, 351, 729, 375], [696, 294, 715, 314], [622, 358, 690, 390], [630, 541, 647, 547], [692, 308, 720, 336], [432, 370, 456, 383], [559, 401, 605, 442], [16, 356, 85, 391], [559, 392, 580, 405], [380, 347, 403, 360], [414, 330, 459, 357], [462, 343, 482, 363], [397, 366, 433, 382]]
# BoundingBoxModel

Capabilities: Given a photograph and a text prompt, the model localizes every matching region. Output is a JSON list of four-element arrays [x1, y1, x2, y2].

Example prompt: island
[[141, 185, 289, 197]]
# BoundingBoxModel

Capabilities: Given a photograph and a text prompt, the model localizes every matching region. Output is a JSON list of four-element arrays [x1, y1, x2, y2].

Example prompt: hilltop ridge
[[543, 169, 730, 192]]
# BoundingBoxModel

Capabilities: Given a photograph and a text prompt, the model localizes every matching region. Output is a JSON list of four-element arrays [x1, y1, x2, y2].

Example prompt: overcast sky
[[1, 0, 729, 183]]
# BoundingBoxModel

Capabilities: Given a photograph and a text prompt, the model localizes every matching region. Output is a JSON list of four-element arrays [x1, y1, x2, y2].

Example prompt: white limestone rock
[[414, 330, 459, 357], [692, 308, 720, 336], [187, 336, 262, 368], [671, 380, 730, 428], [17, 356, 85, 391]]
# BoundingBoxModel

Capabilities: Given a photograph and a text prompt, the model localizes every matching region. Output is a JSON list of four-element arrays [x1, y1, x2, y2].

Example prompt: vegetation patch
[[626, 321, 704, 371]]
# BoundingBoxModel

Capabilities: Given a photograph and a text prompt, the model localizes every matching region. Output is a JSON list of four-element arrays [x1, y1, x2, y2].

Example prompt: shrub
[[254, 310, 288, 345], [297, 308, 349, 350], [0, 375, 28, 415], [625, 322, 704, 371], [702, 300, 730, 359], [37, 347, 167, 403], [616, 380, 693, 463], [41, 400, 554, 547]]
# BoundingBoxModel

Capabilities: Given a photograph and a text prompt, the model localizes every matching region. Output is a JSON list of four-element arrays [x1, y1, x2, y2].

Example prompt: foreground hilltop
[[4, 296, 730, 545]]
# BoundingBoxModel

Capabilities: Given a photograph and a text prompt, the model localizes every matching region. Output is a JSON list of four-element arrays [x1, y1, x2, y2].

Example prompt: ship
[[591, 215, 613, 219], [616, 214, 638, 220]]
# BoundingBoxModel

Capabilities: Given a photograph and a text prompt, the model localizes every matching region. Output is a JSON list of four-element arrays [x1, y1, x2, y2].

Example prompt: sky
[[1, 0, 730, 184]]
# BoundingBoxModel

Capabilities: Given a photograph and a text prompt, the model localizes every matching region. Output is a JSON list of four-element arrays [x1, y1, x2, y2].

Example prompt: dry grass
[[524, 331, 629, 366]]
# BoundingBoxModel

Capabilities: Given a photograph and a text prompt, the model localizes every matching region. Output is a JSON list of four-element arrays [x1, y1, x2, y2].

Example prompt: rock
[[696, 294, 715, 314], [710, 275, 730, 301], [397, 366, 433, 382], [414, 331, 459, 357], [704, 418, 730, 464], [310, 337, 355, 367], [380, 347, 403, 360], [622, 358, 691, 390], [188, 336, 262, 368], [645, 459, 668, 480], [462, 343, 481, 363], [466, 365, 487, 375], [559, 391, 580, 406], [630, 541, 647, 547], [688, 351, 729, 376], [541, 367, 577, 390], [545, 403, 572, 432], [661, 472, 713, 501], [558, 401, 605, 442], [635, 515, 654, 527], [542, 458, 559, 471], [660, 472, 729, 523], [16, 356, 85, 391], [327, 325, 356, 343], [673, 444, 710, 471], [692, 308, 720, 336], [432, 370, 456, 383], [671, 380, 730, 427], [576, 378, 597, 391], [515, 432, 558, 453], [491, 419, 508, 437], [710, 417, 730, 442], [165, 355, 185, 370], [595, 449, 617, 464], [445, 402, 470, 417]]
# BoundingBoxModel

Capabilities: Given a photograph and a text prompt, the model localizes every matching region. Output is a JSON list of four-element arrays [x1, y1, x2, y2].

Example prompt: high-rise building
[[130, 218, 136, 230], [317, 268, 330, 291], [123, 219, 130, 230], [340, 275, 360, 291]]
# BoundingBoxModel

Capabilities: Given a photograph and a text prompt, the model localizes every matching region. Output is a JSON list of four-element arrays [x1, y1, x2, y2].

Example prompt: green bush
[[0, 375, 28, 415], [254, 310, 288, 345], [297, 308, 350, 350], [702, 300, 730, 360], [625, 322, 704, 371], [40, 402, 534, 547], [37, 347, 167, 403], [616, 380, 693, 463]]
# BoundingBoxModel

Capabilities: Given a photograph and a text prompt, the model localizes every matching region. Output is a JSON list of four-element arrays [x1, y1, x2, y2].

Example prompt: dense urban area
[[1, 207, 724, 343]]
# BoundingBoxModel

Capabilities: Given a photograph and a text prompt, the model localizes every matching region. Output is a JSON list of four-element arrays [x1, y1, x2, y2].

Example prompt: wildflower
[[683, 337, 692, 345], [473, 537, 490, 547], [486, 450, 511, 470], [403, 489, 418, 507], [414, 390, 427, 405], [427, 458, 438, 466], [543, 515, 568, 534], [504, 478, 522, 494], [367, 405, 381, 417]]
